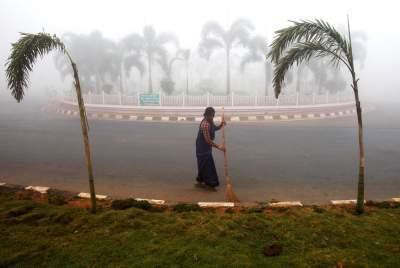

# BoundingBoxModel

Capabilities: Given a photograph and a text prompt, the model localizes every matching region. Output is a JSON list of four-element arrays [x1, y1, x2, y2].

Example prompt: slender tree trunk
[[353, 79, 365, 213], [186, 60, 189, 95], [226, 48, 231, 95], [296, 66, 302, 93], [265, 62, 272, 96], [119, 62, 124, 94], [71, 62, 97, 213], [148, 54, 153, 93]]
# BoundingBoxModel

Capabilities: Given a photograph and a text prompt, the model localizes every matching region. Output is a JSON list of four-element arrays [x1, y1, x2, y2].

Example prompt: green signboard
[[139, 93, 160, 105]]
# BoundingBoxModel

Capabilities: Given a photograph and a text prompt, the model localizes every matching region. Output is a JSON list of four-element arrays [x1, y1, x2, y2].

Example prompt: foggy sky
[[1, 0, 400, 102]]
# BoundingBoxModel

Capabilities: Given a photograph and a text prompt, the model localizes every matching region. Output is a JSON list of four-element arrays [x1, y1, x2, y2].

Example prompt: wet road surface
[[1, 96, 399, 204]]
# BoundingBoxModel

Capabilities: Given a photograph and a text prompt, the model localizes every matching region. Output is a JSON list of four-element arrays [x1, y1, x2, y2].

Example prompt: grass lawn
[[0, 191, 399, 267]]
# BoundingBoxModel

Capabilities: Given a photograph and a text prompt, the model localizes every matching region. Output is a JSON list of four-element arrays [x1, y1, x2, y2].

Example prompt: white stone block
[[230, 116, 240, 122], [161, 116, 170, 121], [0, 182, 6, 186], [129, 115, 137, 120], [391, 198, 400, 202], [25, 186, 50, 194], [330, 199, 365, 205], [248, 116, 257, 121], [178, 116, 186, 121], [78, 192, 108, 200], [264, 115, 273, 120], [268, 201, 303, 207], [307, 114, 315, 118], [280, 115, 289, 120], [135, 198, 165, 205], [144, 116, 153, 121], [115, 114, 123, 120], [198, 202, 235, 208]]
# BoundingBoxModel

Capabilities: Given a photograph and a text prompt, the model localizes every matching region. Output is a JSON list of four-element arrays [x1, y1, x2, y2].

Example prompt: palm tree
[[6, 32, 97, 213], [240, 35, 272, 96], [55, 31, 120, 93], [182, 49, 191, 94], [198, 19, 254, 95], [268, 18, 366, 213], [123, 26, 177, 93]]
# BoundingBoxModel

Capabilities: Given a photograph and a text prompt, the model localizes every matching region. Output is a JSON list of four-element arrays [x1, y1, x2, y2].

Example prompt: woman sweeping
[[196, 107, 226, 190]]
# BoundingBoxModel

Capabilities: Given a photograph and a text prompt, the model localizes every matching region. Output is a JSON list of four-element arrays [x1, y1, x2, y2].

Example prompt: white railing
[[64, 91, 353, 107]]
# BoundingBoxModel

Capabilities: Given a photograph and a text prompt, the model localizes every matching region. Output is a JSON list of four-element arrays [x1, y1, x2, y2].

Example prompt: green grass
[[0, 193, 399, 267]]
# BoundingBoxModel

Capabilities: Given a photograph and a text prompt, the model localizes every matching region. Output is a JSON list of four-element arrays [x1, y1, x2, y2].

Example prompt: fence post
[[276, 96, 279, 106], [182, 91, 185, 107], [312, 92, 316, 105], [137, 92, 141, 106], [102, 91, 105, 104], [296, 91, 299, 106], [231, 92, 234, 106], [159, 92, 162, 106], [255, 93, 257, 106], [207, 92, 210, 106], [119, 92, 122, 105]]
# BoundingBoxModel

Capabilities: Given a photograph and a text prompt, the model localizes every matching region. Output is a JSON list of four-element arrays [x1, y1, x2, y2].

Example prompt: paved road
[[1, 96, 399, 204]]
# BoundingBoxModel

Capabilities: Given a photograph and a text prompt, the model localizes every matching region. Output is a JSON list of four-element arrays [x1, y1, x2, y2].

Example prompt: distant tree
[[269, 18, 366, 213], [199, 19, 254, 95], [181, 49, 191, 94], [123, 26, 177, 93], [6, 32, 97, 213], [240, 35, 272, 96], [158, 47, 188, 95], [54, 31, 120, 93]]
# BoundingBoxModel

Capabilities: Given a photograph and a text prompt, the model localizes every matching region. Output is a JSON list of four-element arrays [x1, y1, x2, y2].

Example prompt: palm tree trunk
[[71, 62, 97, 213], [353, 79, 365, 213], [148, 54, 153, 93], [226, 48, 231, 95], [186, 60, 189, 95], [265, 62, 271, 96], [296, 66, 302, 93]]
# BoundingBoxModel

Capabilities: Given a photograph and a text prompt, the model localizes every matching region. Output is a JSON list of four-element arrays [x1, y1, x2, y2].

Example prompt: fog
[[1, 0, 400, 102]]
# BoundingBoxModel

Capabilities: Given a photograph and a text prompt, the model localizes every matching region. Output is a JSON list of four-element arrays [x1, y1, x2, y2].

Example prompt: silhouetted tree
[[123, 26, 177, 93], [240, 35, 272, 95], [269, 18, 366, 213], [199, 19, 254, 95], [6, 32, 97, 213]]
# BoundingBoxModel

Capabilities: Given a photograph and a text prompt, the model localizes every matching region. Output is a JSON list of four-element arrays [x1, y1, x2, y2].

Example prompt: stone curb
[[48, 106, 360, 123], [2, 183, 396, 208]]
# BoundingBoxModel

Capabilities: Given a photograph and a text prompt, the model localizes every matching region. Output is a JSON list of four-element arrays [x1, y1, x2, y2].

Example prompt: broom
[[221, 107, 240, 203]]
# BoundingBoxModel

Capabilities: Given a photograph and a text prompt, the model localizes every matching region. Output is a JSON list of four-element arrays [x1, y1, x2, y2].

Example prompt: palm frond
[[198, 38, 224, 59], [6, 32, 66, 102], [268, 19, 350, 64], [272, 42, 344, 98], [201, 21, 225, 39], [228, 18, 254, 46], [124, 54, 145, 77]]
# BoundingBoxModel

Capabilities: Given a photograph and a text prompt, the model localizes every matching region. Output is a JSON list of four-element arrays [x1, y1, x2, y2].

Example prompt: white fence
[[63, 91, 353, 107]]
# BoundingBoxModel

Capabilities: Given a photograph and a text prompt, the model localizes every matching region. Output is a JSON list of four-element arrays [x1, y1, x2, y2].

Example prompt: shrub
[[173, 203, 201, 213], [111, 198, 151, 211]]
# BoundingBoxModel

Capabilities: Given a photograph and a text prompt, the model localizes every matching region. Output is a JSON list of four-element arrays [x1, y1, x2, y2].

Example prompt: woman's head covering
[[204, 107, 215, 117]]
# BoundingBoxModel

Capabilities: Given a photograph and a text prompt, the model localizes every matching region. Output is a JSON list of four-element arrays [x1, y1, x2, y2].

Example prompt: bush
[[173, 203, 201, 213], [7, 205, 34, 217], [48, 194, 67, 206], [111, 198, 152, 211]]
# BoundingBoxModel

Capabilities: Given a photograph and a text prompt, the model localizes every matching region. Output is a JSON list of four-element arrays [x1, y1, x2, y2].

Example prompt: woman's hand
[[217, 144, 226, 152], [221, 118, 227, 127]]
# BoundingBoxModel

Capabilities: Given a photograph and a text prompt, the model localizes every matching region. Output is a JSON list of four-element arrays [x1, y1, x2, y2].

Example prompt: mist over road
[[1, 97, 399, 204]]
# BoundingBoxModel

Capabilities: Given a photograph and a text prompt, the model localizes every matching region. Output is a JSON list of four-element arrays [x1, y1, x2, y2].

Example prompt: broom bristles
[[226, 176, 240, 203]]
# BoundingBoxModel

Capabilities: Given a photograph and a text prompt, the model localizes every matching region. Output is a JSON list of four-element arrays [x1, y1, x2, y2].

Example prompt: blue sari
[[195, 119, 221, 187]]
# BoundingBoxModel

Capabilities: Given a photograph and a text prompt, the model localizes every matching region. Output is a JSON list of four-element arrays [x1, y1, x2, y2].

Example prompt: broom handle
[[221, 107, 229, 178]]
